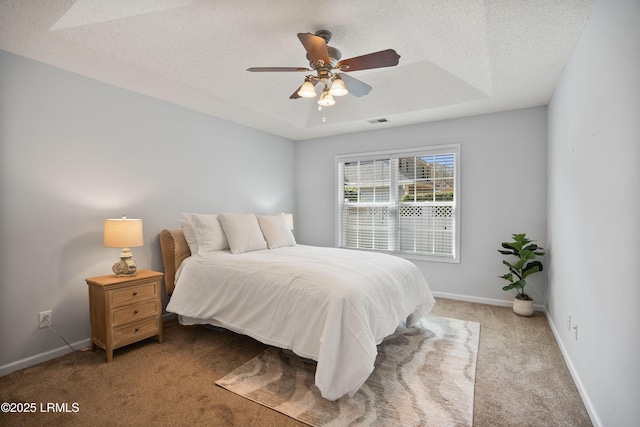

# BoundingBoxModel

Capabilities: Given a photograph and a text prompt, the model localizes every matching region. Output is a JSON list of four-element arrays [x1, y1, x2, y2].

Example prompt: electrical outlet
[[39, 310, 52, 328], [567, 313, 572, 331], [572, 322, 578, 340]]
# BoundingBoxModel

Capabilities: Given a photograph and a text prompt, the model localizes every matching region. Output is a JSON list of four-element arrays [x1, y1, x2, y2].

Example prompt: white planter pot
[[513, 298, 534, 316]]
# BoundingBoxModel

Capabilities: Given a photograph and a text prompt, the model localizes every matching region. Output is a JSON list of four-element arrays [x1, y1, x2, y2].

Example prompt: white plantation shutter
[[338, 159, 392, 251], [337, 145, 459, 262]]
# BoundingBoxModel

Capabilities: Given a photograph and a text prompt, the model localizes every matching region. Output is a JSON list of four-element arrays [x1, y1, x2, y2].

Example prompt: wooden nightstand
[[86, 270, 164, 362]]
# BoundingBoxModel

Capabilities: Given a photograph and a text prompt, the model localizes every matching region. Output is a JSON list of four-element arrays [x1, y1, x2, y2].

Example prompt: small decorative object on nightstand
[[86, 270, 164, 362]]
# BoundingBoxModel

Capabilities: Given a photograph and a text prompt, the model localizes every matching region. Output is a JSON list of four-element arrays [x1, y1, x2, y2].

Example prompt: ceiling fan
[[247, 30, 400, 107]]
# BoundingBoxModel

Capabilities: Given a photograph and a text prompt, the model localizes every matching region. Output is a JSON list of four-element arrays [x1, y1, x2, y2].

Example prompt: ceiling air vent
[[367, 118, 389, 124]]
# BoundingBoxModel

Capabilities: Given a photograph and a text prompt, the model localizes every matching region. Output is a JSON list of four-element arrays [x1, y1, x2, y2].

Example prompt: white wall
[[0, 50, 295, 373], [295, 107, 548, 305], [546, 0, 640, 425]]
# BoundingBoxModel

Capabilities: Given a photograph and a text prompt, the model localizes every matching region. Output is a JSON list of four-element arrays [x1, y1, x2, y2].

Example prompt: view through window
[[336, 144, 459, 262]]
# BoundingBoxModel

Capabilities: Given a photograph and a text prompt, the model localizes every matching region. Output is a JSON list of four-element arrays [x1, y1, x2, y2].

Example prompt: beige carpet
[[0, 298, 592, 426], [216, 316, 480, 426]]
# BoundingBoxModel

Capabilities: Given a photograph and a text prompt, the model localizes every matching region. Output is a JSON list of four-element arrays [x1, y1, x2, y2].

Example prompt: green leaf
[[513, 257, 528, 270], [503, 241, 522, 252], [513, 233, 531, 246], [502, 284, 515, 291], [512, 279, 526, 290], [503, 260, 521, 273], [520, 249, 536, 260], [522, 261, 543, 278]]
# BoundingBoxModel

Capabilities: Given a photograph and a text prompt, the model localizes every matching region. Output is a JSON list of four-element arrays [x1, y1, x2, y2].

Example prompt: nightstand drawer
[[110, 282, 157, 307], [112, 300, 158, 326], [113, 317, 158, 347]]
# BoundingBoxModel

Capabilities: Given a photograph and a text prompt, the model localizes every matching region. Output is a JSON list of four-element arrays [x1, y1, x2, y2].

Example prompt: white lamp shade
[[297, 80, 317, 98], [329, 76, 348, 96], [104, 217, 143, 248]]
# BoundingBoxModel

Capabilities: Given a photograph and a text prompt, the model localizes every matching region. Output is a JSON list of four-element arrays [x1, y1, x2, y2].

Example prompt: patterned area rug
[[216, 316, 480, 426]]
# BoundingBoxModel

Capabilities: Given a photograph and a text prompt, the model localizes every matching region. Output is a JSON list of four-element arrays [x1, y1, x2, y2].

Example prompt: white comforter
[[166, 245, 435, 400]]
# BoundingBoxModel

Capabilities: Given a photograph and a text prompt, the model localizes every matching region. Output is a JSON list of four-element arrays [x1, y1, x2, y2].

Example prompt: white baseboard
[[545, 313, 601, 427], [431, 291, 546, 312], [0, 337, 92, 377], [0, 313, 178, 378]]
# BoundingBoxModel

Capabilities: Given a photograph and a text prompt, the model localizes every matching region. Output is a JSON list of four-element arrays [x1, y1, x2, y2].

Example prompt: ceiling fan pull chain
[[317, 105, 327, 122]]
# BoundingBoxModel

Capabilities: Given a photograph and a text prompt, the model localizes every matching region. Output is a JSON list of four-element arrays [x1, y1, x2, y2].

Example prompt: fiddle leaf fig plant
[[498, 233, 545, 301]]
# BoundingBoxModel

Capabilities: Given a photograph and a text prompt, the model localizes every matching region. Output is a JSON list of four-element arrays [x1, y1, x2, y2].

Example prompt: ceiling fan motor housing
[[304, 30, 341, 68], [307, 46, 342, 68], [314, 30, 332, 43]]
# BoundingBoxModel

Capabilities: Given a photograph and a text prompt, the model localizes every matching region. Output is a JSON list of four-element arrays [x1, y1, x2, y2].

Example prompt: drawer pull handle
[[132, 291, 138, 296], [134, 309, 139, 314], [134, 328, 139, 333]]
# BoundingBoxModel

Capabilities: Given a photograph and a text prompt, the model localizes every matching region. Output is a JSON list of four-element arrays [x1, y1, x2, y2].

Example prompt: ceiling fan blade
[[339, 73, 372, 97], [290, 80, 321, 99], [337, 49, 401, 72], [247, 67, 310, 72], [290, 89, 301, 99], [297, 33, 330, 65]]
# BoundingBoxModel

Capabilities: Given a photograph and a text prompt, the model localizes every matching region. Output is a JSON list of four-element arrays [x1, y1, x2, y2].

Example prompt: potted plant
[[498, 233, 545, 316]]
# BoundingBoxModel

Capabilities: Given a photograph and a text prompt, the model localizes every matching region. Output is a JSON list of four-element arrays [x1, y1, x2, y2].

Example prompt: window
[[336, 144, 460, 262]]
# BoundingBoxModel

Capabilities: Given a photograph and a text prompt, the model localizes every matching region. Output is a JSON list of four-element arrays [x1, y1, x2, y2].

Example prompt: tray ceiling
[[0, 0, 591, 140]]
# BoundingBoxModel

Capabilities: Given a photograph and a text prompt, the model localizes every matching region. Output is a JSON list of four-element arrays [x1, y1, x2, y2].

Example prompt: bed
[[160, 213, 435, 401]]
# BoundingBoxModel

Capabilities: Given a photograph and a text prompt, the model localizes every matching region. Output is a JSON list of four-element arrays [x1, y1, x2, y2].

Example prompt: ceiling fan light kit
[[298, 78, 317, 98], [248, 30, 400, 108], [318, 88, 336, 107], [328, 75, 348, 97]]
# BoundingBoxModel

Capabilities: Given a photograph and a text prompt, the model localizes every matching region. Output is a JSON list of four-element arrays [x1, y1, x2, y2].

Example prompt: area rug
[[216, 315, 480, 426]]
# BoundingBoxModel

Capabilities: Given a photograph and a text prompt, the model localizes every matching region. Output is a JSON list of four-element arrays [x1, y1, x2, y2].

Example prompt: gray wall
[[0, 50, 296, 373], [295, 107, 548, 306], [546, 0, 640, 425], [3, 2, 638, 423]]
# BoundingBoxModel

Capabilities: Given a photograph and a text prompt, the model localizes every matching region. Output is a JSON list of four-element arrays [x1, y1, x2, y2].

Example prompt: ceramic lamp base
[[112, 248, 137, 276]]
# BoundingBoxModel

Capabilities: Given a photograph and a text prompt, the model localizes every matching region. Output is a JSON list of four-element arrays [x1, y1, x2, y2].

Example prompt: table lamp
[[104, 216, 143, 276]]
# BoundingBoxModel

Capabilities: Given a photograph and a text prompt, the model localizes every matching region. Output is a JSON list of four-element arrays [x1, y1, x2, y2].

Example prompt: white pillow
[[257, 214, 296, 249], [182, 213, 229, 253], [218, 213, 268, 254], [178, 218, 198, 255]]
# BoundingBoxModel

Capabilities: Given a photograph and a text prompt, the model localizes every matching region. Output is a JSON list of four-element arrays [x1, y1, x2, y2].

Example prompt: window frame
[[335, 143, 460, 263]]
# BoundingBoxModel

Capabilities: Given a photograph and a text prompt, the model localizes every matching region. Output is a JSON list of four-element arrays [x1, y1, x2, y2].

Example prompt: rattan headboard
[[159, 228, 191, 295]]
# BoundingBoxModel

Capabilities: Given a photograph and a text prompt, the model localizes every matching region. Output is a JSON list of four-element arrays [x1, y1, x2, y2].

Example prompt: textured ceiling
[[0, 0, 592, 141]]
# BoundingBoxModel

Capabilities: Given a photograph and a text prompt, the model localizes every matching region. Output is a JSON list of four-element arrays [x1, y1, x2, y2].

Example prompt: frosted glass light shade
[[318, 89, 335, 106], [297, 80, 317, 98], [329, 75, 348, 96]]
